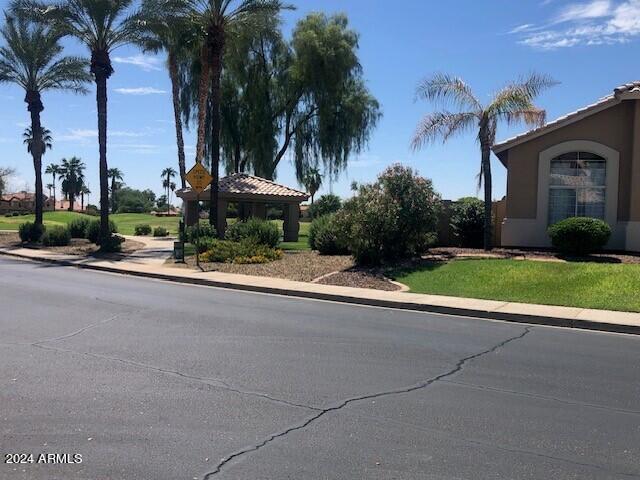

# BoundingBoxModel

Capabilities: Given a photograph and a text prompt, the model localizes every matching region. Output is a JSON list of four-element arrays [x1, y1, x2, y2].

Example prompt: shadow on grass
[[384, 259, 448, 280]]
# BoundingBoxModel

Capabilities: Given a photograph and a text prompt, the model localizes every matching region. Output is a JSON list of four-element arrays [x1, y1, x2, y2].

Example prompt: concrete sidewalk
[[1, 239, 639, 335]]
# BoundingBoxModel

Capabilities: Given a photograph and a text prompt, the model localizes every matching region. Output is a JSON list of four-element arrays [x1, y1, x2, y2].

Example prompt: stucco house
[[0, 191, 54, 214], [493, 81, 640, 252]]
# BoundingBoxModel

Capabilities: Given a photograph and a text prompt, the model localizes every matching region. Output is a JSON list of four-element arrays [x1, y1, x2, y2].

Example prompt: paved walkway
[[1, 237, 639, 335]]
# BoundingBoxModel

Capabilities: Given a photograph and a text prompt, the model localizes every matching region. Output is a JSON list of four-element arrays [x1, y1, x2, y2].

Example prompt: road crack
[[31, 343, 319, 412], [202, 326, 533, 478]]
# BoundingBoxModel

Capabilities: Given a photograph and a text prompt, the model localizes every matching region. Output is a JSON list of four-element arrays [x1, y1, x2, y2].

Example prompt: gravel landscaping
[[0, 232, 144, 256], [426, 246, 640, 264]]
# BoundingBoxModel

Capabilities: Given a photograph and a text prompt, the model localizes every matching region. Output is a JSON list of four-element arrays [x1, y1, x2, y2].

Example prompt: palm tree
[[411, 73, 556, 250], [107, 167, 124, 213], [179, 0, 291, 233], [0, 12, 89, 226], [302, 168, 322, 204], [23, 126, 53, 155], [80, 184, 90, 210], [161, 167, 176, 214], [46, 182, 53, 197], [138, 0, 196, 189], [15, 0, 143, 239], [59, 156, 85, 211], [45, 163, 61, 210]]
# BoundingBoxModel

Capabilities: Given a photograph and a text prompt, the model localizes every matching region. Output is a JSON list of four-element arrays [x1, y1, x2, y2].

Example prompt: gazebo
[[175, 173, 309, 242]]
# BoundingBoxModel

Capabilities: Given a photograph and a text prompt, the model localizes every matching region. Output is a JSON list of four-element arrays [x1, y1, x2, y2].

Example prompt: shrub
[[199, 239, 283, 264], [85, 204, 99, 216], [308, 214, 349, 255], [134, 224, 152, 236], [225, 217, 280, 247], [334, 164, 441, 265], [548, 217, 611, 256], [68, 217, 91, 238], [153, 226, 169, 237], [308, 194, 341, 219], [18, 222, 45, 243], [12, 211, 20, 216], [98, 234, 124, 253], [41, 226, 71, 246], [450, 197, 485, 248], [4, 213, 12, 217], [185, 223, 216, 243], [85, 219, 118, 244]]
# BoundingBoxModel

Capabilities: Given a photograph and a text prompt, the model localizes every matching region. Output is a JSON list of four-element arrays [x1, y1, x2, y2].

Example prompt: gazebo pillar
[[184, 200, 199, 227], [283, 202, 300, 242], [216, 199, 228, 237]]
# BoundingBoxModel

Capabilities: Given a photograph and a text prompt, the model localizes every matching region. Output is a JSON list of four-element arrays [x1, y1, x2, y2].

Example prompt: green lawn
[[0, 211, 89, 230], [391, 258, 640, 312]]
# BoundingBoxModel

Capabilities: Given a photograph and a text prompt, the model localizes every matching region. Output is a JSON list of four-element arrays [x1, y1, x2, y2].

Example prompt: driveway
[[0, 256, 639, 479]]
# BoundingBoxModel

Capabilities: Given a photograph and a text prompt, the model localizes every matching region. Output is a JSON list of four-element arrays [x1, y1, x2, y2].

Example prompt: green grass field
[[0, 211, 180, 236], [0, 211, 311, 248], [391, 258, 640, 312]]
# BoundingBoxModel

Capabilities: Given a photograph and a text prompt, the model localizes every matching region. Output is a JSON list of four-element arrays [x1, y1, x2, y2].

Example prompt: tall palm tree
[[46, 182, 53, 197], [45, 162, 61, 210], [138, 0, 196, 189], [107, 167, 124, 213], [15, 0, 143, 239], [0, 12, 89, 226], [23, 126, 53, 155], [59, 156, 85, 211], [80, 184, 90, 210], [179, 0, 291, 234], [411, 73, 556, 250], [302, 167, 322, 204], [161, 166, 176, 214]]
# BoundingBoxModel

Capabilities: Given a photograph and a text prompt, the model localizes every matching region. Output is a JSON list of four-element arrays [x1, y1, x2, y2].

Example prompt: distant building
[[0, 191, 54, 214]]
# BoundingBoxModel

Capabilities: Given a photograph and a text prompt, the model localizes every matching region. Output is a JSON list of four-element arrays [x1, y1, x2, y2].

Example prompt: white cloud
[[112, 54, 163, 72], [513, 0, 640, 49], [554, 0, 612, 23], [57, 128, 148, 142], [114, 87, 167, 95]]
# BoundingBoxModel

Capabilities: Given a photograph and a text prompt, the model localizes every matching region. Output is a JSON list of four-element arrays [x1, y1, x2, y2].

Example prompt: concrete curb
[[2, 250, 639, 336]]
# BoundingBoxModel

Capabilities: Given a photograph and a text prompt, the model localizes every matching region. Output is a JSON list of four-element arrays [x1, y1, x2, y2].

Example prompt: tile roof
[[493, 81, 640, 154], [185, 173, 309, 199], [1, 191, 48, 201]]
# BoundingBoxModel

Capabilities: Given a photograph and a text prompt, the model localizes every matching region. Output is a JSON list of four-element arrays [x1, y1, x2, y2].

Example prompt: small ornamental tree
[[334, 164, 441, 265], [450, 197, 485, 248], [308, 194, 341, 219]]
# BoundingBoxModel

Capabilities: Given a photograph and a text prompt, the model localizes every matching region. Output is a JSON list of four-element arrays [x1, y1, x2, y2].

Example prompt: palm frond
[[415, 73, 482, 112], [411, 111, 477, 151]]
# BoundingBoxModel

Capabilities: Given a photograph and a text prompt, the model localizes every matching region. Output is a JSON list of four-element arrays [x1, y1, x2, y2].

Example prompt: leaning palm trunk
[[208, 35, 224, 236], [26, 91, 44, 226], [168, 52, 187, 189]]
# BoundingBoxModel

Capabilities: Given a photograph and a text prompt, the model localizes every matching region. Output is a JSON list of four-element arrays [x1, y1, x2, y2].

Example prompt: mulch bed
[[0, 232, 144, 257], [427, 247, 640, 264]]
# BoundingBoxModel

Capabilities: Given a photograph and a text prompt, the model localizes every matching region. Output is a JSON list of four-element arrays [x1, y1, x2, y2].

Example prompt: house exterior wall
[[501, 100, 637, 250]]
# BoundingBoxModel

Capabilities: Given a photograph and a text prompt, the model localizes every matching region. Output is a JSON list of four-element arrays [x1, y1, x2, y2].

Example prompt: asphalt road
[[1, 256, 639, 480]]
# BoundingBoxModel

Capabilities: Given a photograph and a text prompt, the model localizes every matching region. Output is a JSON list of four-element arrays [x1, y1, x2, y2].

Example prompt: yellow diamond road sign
[[186, 163, 212, 194]]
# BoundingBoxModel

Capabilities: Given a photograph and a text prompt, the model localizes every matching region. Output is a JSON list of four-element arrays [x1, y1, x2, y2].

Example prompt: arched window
[[548, 151, 606, 225]]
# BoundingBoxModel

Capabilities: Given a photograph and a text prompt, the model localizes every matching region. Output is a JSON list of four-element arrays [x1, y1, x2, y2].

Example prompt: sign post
[[185, 163, 213, 268]]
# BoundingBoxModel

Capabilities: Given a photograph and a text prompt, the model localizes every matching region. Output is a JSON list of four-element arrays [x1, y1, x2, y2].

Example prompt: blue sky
[[2, 0, 640, 204]]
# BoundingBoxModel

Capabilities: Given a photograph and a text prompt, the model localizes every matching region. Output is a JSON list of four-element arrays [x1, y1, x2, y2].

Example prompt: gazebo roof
[[176, 173, 309, 202]]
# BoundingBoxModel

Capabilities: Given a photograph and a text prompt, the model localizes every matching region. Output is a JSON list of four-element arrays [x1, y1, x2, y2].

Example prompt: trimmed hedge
[[98, 234, 124, 253], [68, 217, 91, 238], [548, 217, 611, 256], [134, 224, 152, 236], [225, 217, 280, 248], [185, 223, 216, 243], [200, 239, 283, 264], [18, 222, 45, 243], [42, 226, 71, 246], [85, 219, 118, 244], [450, 197, 485, 248], [308, 214, 348, 255], [153, 226, 169, 237]]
